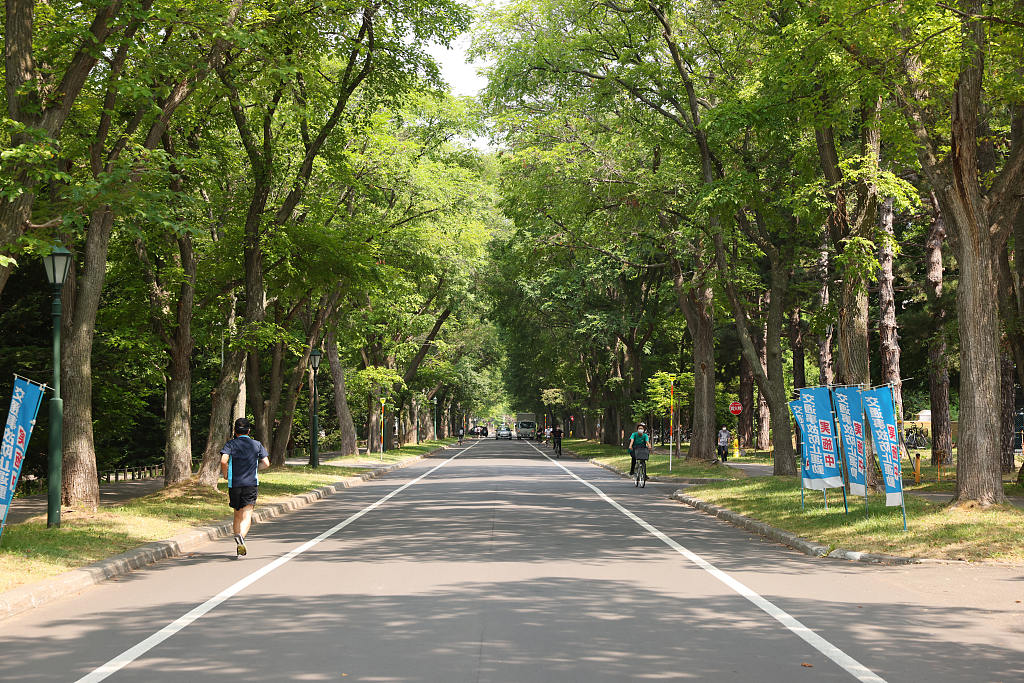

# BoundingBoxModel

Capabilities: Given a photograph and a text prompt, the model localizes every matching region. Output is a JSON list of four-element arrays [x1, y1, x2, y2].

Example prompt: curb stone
[[562, 449, 733, 484], [0, 445, 448, 623], [671, 489, 923, 565]]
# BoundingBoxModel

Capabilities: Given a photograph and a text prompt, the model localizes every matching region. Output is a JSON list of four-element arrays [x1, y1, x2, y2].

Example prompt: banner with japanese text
[[0, 377, 45, 538], [796, 387, 844, 490], [862, 386, 904, 506], [831, 386, 867, 497]]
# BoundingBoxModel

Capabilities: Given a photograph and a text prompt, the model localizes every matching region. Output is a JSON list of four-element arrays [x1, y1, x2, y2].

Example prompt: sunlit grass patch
[[685, 477, 1024, 562], [564, 439, 743, 480], [323, 439, 454, 465]]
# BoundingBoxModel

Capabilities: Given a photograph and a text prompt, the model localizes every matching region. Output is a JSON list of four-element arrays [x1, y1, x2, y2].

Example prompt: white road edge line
[[529, 441, 885, 683], [76, 442, 474, 683]]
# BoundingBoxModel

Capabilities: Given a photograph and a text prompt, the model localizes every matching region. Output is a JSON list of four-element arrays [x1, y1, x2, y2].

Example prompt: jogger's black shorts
[[229, 486, 258, 510]]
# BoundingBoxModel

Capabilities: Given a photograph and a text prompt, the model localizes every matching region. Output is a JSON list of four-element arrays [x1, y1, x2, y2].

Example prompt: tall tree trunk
[[878, 196, 904, 419], [162, 234, 197, 485], [326, 329, 357, 456], [925, 193, 952, 467], [711, 236, 796, 474], [368, 389, 382, 452], [670, 253, 716, 460], [197, 349, 246, 486], [738, 355, 754, 448], [755, 306, 770, 450], [818, 235, 835, 385], [61, 209, 115, 508], [234, 363, 246, 421], [790, 307, 806, 390], [1001, 352, 1016, 474]]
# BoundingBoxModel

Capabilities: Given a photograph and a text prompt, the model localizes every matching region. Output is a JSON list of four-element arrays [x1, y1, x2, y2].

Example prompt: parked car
[[496, 425, 513, 439], [469, 425, 488, 437]]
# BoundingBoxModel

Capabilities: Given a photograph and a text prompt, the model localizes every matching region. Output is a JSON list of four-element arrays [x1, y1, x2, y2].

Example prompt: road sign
[[729, 401, 742, 416]]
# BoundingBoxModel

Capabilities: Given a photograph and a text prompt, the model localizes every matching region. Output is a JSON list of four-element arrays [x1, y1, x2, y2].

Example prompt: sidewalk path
[[725, 461, 772, 477], [5, 476, 166, 525], [911, 490, 1024, 509]]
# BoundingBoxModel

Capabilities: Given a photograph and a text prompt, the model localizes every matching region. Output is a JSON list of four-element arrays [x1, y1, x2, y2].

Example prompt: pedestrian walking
[[220, 417, 270, 557], [552, 424, 563, 457], [717, 426, 730, 462], [628, 423, 650, 476]]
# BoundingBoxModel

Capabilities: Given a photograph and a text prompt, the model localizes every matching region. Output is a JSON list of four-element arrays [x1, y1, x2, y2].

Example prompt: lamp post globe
[[44, 246, 72, 528], [309, 348, 322, 468]]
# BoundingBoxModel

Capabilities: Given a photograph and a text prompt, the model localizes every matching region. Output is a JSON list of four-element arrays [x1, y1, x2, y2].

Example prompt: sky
[[426, 34, 489, 98]]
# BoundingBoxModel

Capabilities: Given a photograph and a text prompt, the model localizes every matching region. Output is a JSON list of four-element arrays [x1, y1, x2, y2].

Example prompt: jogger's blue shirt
[[220, 435, 269, 487]]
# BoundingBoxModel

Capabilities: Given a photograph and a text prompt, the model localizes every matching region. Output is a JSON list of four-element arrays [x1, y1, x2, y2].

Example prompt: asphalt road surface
[[1, 438, 1022, 682]]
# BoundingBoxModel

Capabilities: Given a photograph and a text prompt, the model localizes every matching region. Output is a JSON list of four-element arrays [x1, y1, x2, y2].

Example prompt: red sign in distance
[[729, 401, 742, 416]]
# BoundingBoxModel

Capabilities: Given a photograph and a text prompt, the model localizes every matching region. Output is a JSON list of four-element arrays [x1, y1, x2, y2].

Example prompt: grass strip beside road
[[324, 439, 454, 465], [564, 439, 744, 480], [0, 441, 449, 594], [684, 477, 1024, 562]]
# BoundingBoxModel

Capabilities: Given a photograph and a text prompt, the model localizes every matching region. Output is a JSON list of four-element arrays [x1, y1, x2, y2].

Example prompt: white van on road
[[516, 413, 536, 440]]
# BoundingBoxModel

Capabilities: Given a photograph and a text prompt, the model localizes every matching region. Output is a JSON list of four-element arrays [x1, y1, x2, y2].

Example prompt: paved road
[[1, 439, 1021, 682]]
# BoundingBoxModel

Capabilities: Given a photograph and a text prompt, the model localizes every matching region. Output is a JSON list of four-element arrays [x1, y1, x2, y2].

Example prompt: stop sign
[[729, 401, 742, 416]]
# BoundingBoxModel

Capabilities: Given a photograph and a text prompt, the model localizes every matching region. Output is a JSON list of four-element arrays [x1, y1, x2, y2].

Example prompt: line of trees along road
[[476, 0, 1024, 505], [1, 0, 511, 509]]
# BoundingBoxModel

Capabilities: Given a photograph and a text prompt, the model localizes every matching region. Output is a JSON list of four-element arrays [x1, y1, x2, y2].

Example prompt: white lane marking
[[76, 442, 474, 683], [528, 442, 885, 683]]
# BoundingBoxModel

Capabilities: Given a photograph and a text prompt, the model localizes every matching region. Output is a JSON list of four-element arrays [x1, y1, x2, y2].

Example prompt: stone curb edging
[[0, 446, 448, 623], [670, 489, 922, 565]]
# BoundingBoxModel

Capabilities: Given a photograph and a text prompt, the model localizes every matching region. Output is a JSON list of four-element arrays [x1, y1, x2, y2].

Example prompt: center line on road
[[76, 441, 475, 683], [528, 441, 885, 683]]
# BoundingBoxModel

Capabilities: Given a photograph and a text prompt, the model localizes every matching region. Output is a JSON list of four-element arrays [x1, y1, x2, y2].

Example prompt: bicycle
[[904, 425, 930, 449], [553, 438, 562, 458], [634, 458, 647, 488]]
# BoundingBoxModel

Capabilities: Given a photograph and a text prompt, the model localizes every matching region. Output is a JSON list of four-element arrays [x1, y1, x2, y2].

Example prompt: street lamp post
[[309, 348, 322, 468], [379, 396, 386, 458], [43, 246, 73, 528]]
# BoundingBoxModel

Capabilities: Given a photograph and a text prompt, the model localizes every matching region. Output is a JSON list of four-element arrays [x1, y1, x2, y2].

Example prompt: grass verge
[[564, 439, 743, 480], [684, 477, 1024, 562], [0, 441, 445, 594], [323, 439, 454, 465]]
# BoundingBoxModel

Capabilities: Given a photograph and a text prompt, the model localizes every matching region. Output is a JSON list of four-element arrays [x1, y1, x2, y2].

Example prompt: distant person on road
[[545, 425, 552, 445], [628, 423, 650, 476], [717, 426, 730, 462], [552, 424, 564, 457], [458, 426, 465, 446], [221, 417, 270, 558]]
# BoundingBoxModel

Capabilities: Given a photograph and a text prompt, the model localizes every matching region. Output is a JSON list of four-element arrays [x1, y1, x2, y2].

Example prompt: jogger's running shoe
[[235, 535, 247, 557]]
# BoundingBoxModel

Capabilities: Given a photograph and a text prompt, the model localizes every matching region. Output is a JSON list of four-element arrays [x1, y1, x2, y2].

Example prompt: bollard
[[914, 454, 921, 485]]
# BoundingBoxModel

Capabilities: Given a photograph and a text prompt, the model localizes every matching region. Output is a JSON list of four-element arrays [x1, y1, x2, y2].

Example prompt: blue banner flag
[[797, 387, 844, 490], [862, 386, 904, 506], [831, 387, 867, 497], [0, 377, 45, 538], [789, 400, 805, 434]]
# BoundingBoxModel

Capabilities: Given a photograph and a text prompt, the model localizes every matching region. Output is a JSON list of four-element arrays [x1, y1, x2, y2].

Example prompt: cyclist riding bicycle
[[458, 427, 465, 446], [628, 423, 650, 477], [552, 424, 563, 457]]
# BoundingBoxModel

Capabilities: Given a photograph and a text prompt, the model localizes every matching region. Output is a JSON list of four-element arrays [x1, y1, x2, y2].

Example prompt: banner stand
[[864, 383, 909, 532], [832, 384, 870, 520], [791, 390, 846, 514], [888, 384, 909, 532], [0, 375, 47, 544]]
